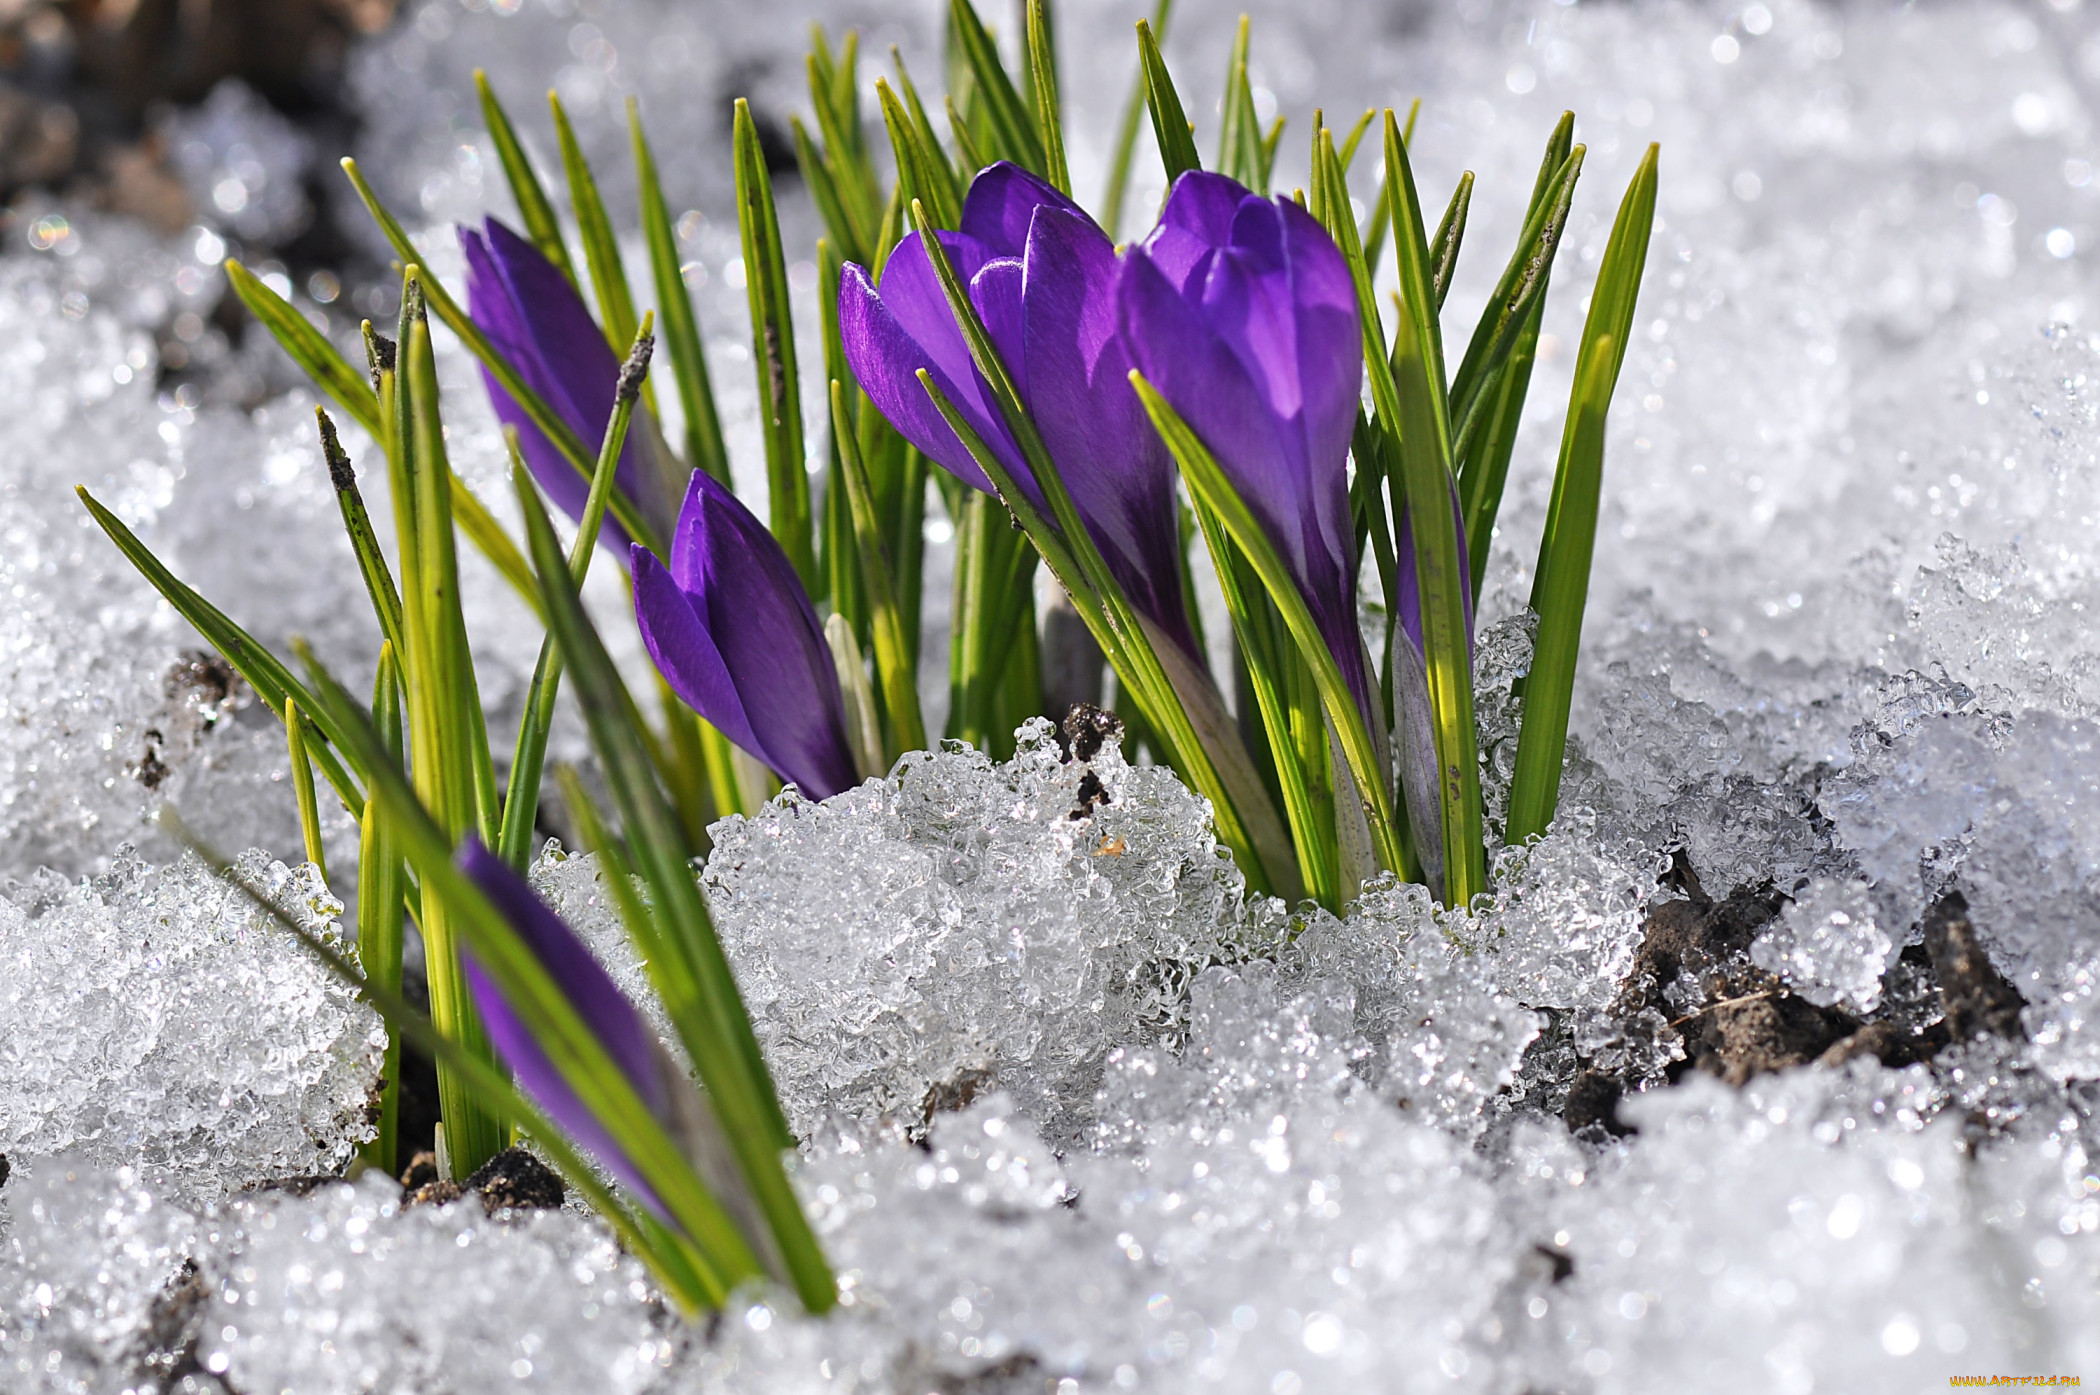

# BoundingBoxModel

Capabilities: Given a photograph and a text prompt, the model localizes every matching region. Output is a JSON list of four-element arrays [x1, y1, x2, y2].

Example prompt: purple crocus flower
[[460, 216, 679, 548], [631, 468, 858, 800], [838, 162, 1196, 657], [1112, 172, 1371, 721], [456, 837, 670, 1212]]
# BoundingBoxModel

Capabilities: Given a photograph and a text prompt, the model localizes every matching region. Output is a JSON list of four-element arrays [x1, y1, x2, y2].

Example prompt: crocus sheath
[[632, 468, 859, 800], [838, 162, 1197, 658], [459, 216, 679, 547], [456, 837, 668, 1210], [1113, 172, 1371, 719]]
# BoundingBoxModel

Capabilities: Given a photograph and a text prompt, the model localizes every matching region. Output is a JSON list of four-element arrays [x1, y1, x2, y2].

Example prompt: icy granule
[[1825, 709, 2100, 1079], [0, 1158, 200, 1394], [1298, 883, 1543, 1136], [0, 850, 381, 1201], [1752, 877, 1896, 1013], [703, 718, 1277, 1139], [200, 1177, 674, 1395], [159, 80, 316, 246], [0, 1165, 672, 1395], [1521, 1068, 2100, 1389]]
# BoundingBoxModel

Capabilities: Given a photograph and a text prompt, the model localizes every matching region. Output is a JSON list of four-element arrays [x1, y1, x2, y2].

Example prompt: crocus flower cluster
[[466, 163, 1418, 826], [839, 163, 1199, 660], [462, 215, 859, 803]]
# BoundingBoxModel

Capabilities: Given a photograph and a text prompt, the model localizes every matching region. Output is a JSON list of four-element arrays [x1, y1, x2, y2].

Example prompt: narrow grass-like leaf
[[396, 285, 509, 1176], [1448, 128, 1582, 454], [338, 158, 664, 557], [793, 115, 865, 270], [1461, 310, 1540, 597], [948, 0, 1047, 174], [946, 487, 1037, 755], [1188, 498, 1337, 907], [1505, 335, 1613, 846], [1136, 17, 1200, 185], [512, 466, 835, 1311], [497, 325, 654, 870], [733, 98, 816, 590], [944, 94, 990, 176], [76, 488, 363, 812], [633, 100, 731, 484], [550, 91, 644, 368], [1373, 113, 1484, 905], [1217, 15, 1268, 191], [1025, 0, 1070, 195], [285, 699, 329, 879], [893, 52, 967, 195], [816, 240, 865, 642], [1356, 98, 1420, 271], [878, 76, 962, 231], [476, 70, 577, 287], [1100, 0, 1171, 237], [1134, 374, 1405, 886], [315, 407, 406, 666], [1335, 108, 1376, 172], [228, 260, 380, 437], [1429, 171, 1473, 310], [1506, 143, 1658, 845], [357, 642, 406, 1175], [831, 383, 927, 759], [802, 32, 882, 261]]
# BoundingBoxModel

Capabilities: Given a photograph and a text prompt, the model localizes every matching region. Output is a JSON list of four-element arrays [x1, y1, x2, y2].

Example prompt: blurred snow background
[[5, 0, 2100, 1390]]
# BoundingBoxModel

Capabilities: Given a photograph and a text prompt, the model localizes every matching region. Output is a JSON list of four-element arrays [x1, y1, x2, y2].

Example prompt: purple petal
[[639, 472, 859, 800], [456, 838, 668, 1212], [1144, 171, 1260, 292], [460, 218, 679, 548], [1021, 207, 1194, 656], [971, 257, 1028, 403], [634, 545, 765, 760], [1117, 187, 1373, 718], [838, 231, 1030, 496], [838, 262, 991, 489], [1394, 484, 1477, 657], [1116, 250, 1302, 573], [959, 161, 1087, 258]]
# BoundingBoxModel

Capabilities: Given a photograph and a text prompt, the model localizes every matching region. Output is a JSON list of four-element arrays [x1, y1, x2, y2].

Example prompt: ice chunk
[[0, 1158, 200, 1395], [1753, 877, 1897, 1013], [159, 80, 315, 246], [200, 1176, 675, 1395], [0, 851, 381, 1203], [703, 719, 1276, 1141]]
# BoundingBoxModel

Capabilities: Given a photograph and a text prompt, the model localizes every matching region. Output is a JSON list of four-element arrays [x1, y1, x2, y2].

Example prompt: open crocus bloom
[[838, 162, 1197, 658], [631, 468, 858, 801], [460, 216, 680, 550], [1112, 172, 1371, 723]]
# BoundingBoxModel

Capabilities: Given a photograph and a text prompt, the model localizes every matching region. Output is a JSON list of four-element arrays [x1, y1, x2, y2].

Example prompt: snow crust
[[4, 0, 2100, 1390]]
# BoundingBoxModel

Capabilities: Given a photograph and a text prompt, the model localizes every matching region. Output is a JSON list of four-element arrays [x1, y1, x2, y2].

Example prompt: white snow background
[[4, 0, 2100, 1390]]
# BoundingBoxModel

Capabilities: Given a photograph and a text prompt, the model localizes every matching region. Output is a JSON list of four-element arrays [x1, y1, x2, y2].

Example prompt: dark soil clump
[[131, 1258, 222, 1392], [1562, 1069, 1632, 1138], [1555, 864, 2034, 1139], [464, 1147, 566, 1214], [399, 1147, 565, 1215], [1920, 890, 2027, 1042]]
